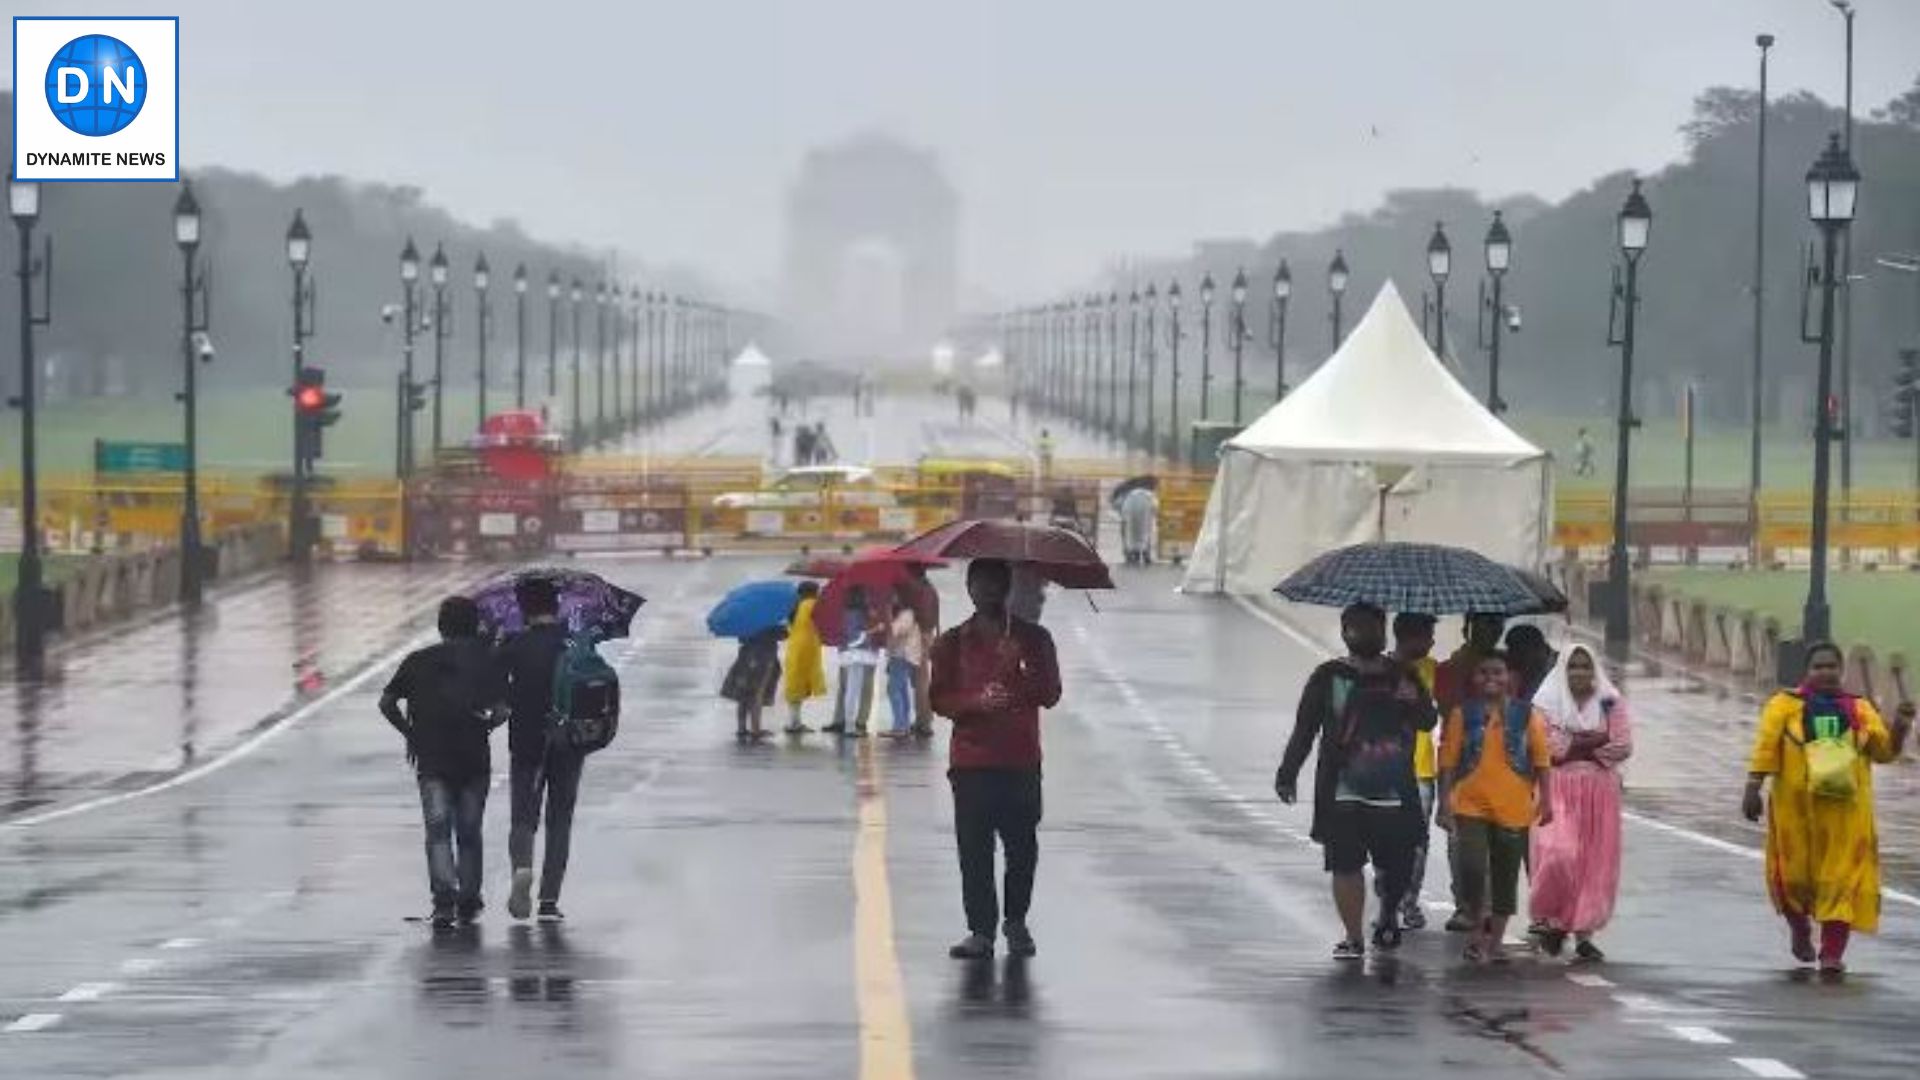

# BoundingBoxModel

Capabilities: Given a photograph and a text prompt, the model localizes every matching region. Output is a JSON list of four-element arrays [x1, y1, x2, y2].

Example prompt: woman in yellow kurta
[[782, 584, 829, 733], [1744, 642, 1912, 974]]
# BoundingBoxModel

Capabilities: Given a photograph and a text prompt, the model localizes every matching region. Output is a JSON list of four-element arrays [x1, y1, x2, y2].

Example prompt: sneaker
[[456, 898, 484, 925], [1371, 919, 1403, 951], [1444, 911, 1475, 933], [784, 723, 813, 735], [1572, 939, 1606, 964], [536, 901, 565, 923], [948, 933, 994, 960], [1333, 939, 1365, 961], [823, 722, 847, 735], [508, 869, 535, 921], [910, 723, 934, 739], [1536, 927, 1568, 958], [1004, 921, 1037, 958], [430, 904, 459, 930], [1401, 905, 1428, 931]]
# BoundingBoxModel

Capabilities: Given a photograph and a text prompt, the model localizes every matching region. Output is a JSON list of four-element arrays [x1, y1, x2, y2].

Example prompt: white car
[[711, 465, 896, 509]]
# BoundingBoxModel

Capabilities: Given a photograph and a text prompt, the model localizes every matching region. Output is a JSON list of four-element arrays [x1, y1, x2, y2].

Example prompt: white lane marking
[[1612, 992, 1681, 1012], [159, 937, 203, 951], [1732, 1059, 1806, 1080], [1566, 972, 1615, 988], [55, 983, 117, 1003], [1230, 594, 1920, 912], [4, 1013, 62, 1033], [118, 958, 161, 975], [5, 631, 432, 829], [1667, 1025, 1733, 1045]]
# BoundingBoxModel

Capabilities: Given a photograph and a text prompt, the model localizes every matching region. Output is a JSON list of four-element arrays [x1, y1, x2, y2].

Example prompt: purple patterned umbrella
[[470, 567, 645, 641]]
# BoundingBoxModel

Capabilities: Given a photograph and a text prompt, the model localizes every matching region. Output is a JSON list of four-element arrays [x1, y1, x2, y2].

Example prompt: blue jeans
[[418, 773, 488, 909], [510, 750, 586, 904], [886, 658, 916, 733]]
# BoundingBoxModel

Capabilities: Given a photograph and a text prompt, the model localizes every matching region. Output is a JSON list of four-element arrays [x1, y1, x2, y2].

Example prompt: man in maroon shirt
[[929, 558, 1062, 960]]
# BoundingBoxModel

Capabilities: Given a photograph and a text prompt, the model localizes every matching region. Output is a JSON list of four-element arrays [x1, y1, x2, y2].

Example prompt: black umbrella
[[1110, 474, 1159, 508], [1276, 542, 1543, 616]]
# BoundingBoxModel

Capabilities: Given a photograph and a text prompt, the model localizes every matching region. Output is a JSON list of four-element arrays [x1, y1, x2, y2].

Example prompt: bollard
[[1846, 644, 1878, 703], [1706, 606, 1733, 670]]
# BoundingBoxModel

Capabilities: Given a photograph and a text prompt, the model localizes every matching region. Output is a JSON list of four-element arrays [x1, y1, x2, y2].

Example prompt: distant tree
[[1873, 72, 1920, 128]]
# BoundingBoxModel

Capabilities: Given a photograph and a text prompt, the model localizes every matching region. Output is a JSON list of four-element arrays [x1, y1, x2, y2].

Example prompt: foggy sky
[[7, 0, 1918, 304]]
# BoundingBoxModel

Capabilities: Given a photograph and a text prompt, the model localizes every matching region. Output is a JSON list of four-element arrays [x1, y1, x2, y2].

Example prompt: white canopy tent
[[1181, 282, 1552, 595]]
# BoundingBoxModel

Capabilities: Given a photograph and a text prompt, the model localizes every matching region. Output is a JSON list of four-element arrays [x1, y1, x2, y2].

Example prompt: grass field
[[0, 553, 86, 593], [1646, 567, 1920, 664]]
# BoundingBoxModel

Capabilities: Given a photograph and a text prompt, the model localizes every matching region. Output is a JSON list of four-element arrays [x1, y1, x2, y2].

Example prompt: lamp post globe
[[1618, 178, 1653, 258], [286, 208, 311, 268], [173, 182, 200, 249], [1427, 221, 1452, 284], [1485, 210, 1512, 276], [400, 237, 419, 283], [8, 172, 39, 222], [429, 244, 448, 286]]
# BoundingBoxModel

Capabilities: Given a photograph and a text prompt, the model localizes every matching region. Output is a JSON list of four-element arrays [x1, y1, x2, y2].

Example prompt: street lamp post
[[1751, 33, 1775, 505], [1427, 222, 1452, 357], [429, 245, 449, 452], [1270, 260, 1291, 401], [1230, 269, 1248, 425], [1800, 133, 1862, 645], [569, 279, 584, 449], [1143, 284, 1158, 454], [1106, 291, 1120, 435], [398, 239, 419, 479], [630, 286, 643, 423], [513, 264, 528, 410], [1604, 179, 1654, 653], [473, 253, 490, 428], [1126, 289, 1140, 444], [174, 182, 211, 607], [1199, 273, 1215, 423], [1833, 0, 1857, 516], [1168, 281, 1184, 462], [595, 281, 608, 442], [286, 209, 314, 566], [10, 173, 50, 676], [545, 271, 560, 400], [1482, 211, 1512, 413], [1329, 250, 1350, 349]]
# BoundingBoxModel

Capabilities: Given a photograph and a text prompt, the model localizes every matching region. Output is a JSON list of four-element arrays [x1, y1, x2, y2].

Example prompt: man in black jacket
[[1275, 603, 1435, 961], [496, 577, 582, 922], [380, 596, 504, 929]]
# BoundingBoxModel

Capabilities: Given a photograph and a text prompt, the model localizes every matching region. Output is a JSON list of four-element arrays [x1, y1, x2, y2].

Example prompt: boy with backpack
[[1275, 603, 1435, 961], [380, 596, 506, 929], [496, 577, 620, 922]]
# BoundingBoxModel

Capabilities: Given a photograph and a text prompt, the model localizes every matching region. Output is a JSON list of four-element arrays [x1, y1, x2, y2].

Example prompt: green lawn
[[1646, 567, 1920, 663], [0, 553, 87, 593]]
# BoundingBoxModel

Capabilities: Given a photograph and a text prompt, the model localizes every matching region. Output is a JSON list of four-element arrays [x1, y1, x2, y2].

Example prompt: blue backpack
[[549, 635, 620, 754]]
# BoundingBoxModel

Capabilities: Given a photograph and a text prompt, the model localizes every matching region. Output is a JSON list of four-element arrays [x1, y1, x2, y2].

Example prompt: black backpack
[[548, 635, 620, 754]]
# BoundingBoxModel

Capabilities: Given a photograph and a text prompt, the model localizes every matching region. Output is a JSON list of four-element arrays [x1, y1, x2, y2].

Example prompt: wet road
[[4, 396, 1911, 1079]]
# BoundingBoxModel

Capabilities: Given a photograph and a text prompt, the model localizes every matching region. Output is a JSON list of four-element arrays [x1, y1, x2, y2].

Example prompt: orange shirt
[[1439, 702, 1551, 829]]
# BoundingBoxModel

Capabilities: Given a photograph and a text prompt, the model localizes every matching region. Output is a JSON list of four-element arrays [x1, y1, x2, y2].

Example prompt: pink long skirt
[[1529, 762, 1623, 934]]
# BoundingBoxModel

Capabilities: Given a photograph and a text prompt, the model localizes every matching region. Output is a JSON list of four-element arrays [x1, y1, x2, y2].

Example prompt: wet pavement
[[4, 396, 1911, 1078]]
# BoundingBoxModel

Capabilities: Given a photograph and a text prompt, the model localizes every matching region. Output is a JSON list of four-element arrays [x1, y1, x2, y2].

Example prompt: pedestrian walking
[[883, 592, 925, 738], [1529, 645, 1633, 962], [496, 577, 586, 923], [1433, 611, 1506, 932], [932, 558, 1061, 960], [380, 596, 505, 930], [1573, 428, 1596, 478], [826, 586, 881, 737], [1387, 612, 1439, 931], [903, 564, 941, 739], [723, 625, 784, 742], [1744, 642, 1914, 975], [795, 424, 816, 466], [1036, 428, 1055, 481], [783, 582, 828, 734], [1437, 650, 1554, 964], [1119, 485, 1159, 566], [1504, 624, 1558, 702], [814, 422, 838, 463], [1276, 603, 1434, 960]]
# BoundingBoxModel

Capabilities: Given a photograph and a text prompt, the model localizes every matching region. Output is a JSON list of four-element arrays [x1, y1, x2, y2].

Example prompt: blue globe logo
[[44, 34, 147, 137]]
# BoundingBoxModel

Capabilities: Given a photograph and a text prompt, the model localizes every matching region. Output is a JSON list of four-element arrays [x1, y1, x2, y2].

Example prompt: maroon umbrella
[[893, 519, 1114, 589], [810, 546, 949, 646], [784, 554, 852, 579]]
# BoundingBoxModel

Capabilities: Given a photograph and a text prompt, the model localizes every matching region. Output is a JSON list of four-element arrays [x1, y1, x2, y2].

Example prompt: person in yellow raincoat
[[1744, 641, 1913, 974], [783, 583, 829, 734]]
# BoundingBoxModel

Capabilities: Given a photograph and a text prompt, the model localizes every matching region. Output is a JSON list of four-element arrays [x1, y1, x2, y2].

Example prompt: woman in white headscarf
[[1527, 643, 1633, 961]]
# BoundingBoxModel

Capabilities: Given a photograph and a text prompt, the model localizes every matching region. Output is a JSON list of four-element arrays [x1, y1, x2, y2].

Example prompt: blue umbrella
[[1275, 542, 1542, 616], [707, 579, 801, 640]]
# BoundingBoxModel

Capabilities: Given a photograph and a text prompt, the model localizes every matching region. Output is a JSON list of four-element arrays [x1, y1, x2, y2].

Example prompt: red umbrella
[[810, 546, 948, 646], [893, 519, 1113, 589], [784, 554, 851, 579]]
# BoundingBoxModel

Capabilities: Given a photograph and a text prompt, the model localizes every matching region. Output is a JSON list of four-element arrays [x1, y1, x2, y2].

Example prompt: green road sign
[[94, 439, 188, 474]]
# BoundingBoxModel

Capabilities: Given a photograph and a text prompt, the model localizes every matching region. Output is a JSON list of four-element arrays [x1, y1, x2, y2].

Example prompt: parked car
[[711, 465, 895, 509]]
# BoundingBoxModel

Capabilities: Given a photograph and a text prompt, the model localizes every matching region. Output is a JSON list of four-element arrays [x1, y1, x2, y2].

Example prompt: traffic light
[[1892, 349, 1920, 440], [407, 379, 429, 413], [294, 366, 343, 461]]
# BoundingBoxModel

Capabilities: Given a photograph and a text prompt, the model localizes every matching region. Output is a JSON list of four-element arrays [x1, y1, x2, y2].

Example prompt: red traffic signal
[[295, 383, 325, 412]]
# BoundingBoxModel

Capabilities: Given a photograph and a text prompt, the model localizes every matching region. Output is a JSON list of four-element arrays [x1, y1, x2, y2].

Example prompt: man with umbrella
[[496, 577, 584, 922], [930, 558, 1062, 960]]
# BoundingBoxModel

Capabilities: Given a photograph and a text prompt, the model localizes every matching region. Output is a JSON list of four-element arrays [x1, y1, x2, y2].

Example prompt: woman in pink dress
[[1528, 644, 1632, 961]]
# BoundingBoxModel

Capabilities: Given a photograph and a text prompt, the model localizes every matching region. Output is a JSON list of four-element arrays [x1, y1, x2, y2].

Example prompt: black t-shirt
[[497, 622, 569, 762], [384, 638, 502, 780]]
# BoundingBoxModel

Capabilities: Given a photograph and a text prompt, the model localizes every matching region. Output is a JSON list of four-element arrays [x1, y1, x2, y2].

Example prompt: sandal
[[1462, 943, 1487, 964], [1332, 939, 1365, 961], [1371, 920, 1403, 951]]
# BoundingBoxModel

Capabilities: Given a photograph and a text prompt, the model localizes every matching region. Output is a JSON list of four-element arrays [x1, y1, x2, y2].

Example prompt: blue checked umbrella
[[1275, 542, 1545, 616]]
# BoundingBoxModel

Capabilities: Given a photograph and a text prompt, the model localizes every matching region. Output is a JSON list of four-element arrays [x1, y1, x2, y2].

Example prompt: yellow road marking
[[854, 739, 916, 1080]]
